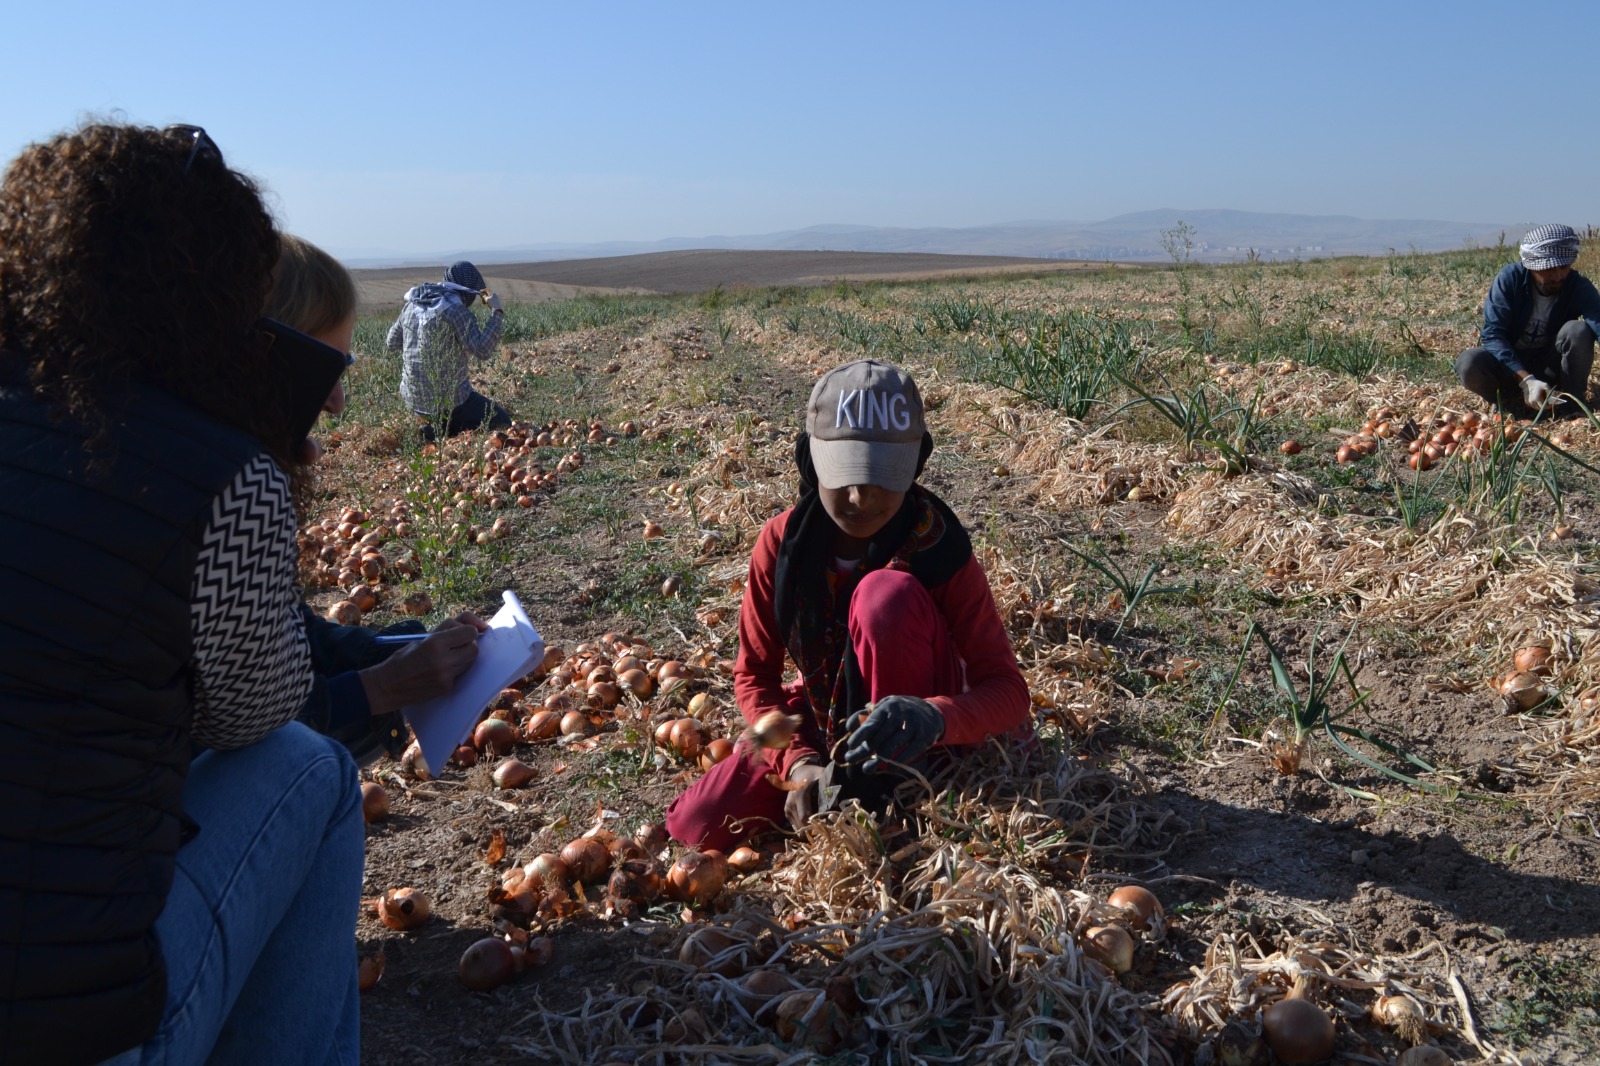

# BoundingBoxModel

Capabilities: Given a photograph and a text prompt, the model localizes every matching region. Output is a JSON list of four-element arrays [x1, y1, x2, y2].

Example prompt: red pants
[[666, 569, 962, 851]]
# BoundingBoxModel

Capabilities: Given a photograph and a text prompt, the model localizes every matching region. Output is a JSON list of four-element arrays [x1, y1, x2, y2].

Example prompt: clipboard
[[402, 590, 544, 774]]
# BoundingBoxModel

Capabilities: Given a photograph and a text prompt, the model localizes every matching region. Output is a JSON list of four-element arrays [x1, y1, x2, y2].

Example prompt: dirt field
[[316, 248, 1599, 1065], [352, 249, 1104, 314]]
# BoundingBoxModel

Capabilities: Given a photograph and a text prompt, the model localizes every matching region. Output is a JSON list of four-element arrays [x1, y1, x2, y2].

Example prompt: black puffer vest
[[0, 360, 268, 1065]]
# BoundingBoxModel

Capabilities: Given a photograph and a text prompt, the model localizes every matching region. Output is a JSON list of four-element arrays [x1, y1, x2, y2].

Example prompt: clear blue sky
[[3, 1, 1593, 260]]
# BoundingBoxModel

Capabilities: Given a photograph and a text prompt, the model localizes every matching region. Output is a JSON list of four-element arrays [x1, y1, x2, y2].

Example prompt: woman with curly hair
[[0, 124, 363, 1066]]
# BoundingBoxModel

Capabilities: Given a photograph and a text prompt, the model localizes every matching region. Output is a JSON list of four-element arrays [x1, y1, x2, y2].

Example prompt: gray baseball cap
[[806, 359, 925, 491]]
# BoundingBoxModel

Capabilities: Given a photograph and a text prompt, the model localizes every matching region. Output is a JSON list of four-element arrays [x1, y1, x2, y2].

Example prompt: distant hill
[[345, 209, 1519, 269]]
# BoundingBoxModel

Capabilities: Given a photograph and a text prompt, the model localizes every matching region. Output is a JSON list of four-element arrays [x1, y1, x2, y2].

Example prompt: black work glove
[[842, 695, 944, 772]]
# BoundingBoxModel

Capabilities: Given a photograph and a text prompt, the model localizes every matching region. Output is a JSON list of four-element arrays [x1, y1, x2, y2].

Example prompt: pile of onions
[[377, 887, 431, 931], [360, 782, 389, 823], [667, 851, 728, 905], [1261, 981, 1336, 1064]]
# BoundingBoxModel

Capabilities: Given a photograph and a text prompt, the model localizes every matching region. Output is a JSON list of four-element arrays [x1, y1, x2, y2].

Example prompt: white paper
[[403, 590, 544, 775]]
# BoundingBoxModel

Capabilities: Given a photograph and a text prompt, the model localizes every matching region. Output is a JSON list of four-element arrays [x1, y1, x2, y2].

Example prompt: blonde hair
[[264, 234, 357, 337]]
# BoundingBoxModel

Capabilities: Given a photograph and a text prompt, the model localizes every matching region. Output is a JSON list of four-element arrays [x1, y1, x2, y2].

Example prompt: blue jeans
[[99, 723, 365, 1066]]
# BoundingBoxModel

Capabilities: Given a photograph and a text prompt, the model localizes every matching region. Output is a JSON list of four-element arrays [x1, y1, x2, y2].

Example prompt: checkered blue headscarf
[[443, 261, 485, 291], [1520, 225, 1580, 271]]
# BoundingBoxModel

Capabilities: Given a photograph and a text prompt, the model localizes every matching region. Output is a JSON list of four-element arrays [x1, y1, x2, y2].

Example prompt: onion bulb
[[377, 887, 431, 931], [618, 668, 653, 697], [667, 851, 728, 905], [458, 937, 516, 991], [523, 710, 561, 741], [773, 990, 849, 1054], [560, 710, 595, 737], [1395, 1048, 1451, 1066], [360, 782, 389, 823], [635, 821, 669, 855], [727, 846, 763, 874], [1107, 884, 1163, 933], [739, 968, 796, 1013], [699, 737, 733, 770], [400, 742, 431, 781], [1373, 992, 1427, 1045], [752, 710, 799, 750], [491, 757, 535, 789], [357, 952, 385, 991], [451, 745, 478, 767], [1280, 440, 1302, 456], [1082, 925, 1134, 975], [326, 600, 362, 625], [524, 935, 554, 968], [1512, 645, 1552, 676], [1498, 670, 1548, 712], [474, 717, 518, 755], [677, 925, 742, 975], [1262, 992, 1336, 1064], [522, 853, 569, 892], [607, 859, 663, 904], [561, 837, 610, 883]]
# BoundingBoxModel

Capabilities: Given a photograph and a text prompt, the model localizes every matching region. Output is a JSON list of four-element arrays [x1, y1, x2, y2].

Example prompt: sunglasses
[[166, 124, 223, 176]]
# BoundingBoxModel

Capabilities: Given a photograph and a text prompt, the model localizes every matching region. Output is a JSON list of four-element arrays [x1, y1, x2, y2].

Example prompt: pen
[[373, 632, 431, 646]]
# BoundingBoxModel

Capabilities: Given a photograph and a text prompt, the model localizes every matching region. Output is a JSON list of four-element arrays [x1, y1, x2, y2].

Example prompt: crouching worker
[[666, 360, 1030, 852], [1455, 224, 1600, 417]]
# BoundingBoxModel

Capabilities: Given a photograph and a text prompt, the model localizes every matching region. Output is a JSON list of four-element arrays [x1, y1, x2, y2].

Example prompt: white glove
[[1521, 376, 1552, 409], [483, 290, 502, 313]]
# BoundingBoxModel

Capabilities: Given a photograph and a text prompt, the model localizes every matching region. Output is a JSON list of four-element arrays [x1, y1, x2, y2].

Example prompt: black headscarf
[[772, 432, 971, 752]]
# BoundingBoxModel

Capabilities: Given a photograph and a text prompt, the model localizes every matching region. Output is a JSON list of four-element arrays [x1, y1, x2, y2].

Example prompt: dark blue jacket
[[1480, 262, 1600, 375], [0, 358, 267, 1065]]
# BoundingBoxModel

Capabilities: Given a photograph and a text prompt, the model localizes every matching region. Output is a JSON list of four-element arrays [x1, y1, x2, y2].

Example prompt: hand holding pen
[[362, 612, 487, 716]]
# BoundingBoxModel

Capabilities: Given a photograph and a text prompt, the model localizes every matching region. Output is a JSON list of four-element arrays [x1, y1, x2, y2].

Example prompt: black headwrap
[[772, 431, 971, 753]]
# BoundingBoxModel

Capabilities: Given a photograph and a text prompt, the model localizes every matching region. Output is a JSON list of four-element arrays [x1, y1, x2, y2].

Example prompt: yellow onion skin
[[360, 782, 390, 823], [667, 851, 728, 905], [459, 937, 516, 991], [492, 757, 536, 789], [1262, 996, 1336, 1065], [561, 837, 610, 884], [377, 887, 431, 931], [1108, 884, 1163, 932], [1083, 925, 1134, 975]]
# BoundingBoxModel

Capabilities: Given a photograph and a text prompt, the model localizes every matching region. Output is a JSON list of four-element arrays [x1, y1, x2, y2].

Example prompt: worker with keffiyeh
[[1456, 224, 1600, 418]]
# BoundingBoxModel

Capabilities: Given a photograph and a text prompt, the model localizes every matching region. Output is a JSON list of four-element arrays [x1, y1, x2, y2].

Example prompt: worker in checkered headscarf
[[1456, 224, 1600, 417]]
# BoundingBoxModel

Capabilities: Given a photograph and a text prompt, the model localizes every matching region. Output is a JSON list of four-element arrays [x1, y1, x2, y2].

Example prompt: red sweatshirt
[[733, 508, 1031, 778]]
